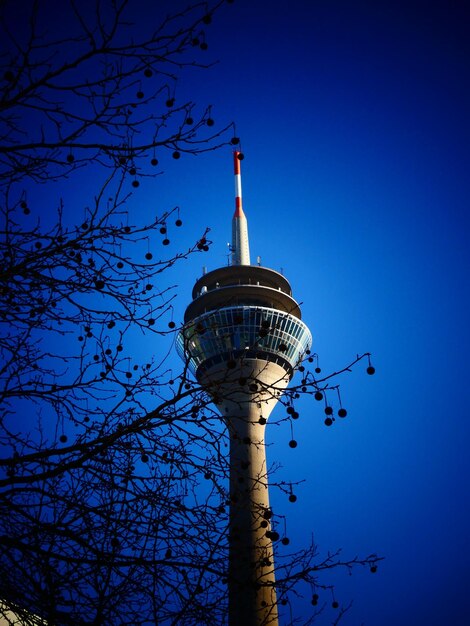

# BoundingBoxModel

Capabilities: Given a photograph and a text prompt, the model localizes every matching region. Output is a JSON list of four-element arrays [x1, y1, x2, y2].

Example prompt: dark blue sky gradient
[[11, 0, 469, 624], [156, 1, 469, 624]]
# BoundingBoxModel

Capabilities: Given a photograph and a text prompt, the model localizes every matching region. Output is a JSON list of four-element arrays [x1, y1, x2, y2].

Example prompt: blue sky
[[150, 1, 469, 624], [6, 0, 469, 623]]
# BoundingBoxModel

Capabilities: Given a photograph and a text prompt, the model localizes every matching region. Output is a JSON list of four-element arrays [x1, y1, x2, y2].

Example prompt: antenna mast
[[231, 152, 251, 265]]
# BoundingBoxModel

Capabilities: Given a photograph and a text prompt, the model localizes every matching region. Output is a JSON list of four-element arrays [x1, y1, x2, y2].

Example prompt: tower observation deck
[[176, 152, 312, 626]]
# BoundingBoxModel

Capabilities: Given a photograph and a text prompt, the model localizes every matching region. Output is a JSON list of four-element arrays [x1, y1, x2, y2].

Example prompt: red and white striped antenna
[[234, 150, 243, 217], [231, 151, 251, 265]]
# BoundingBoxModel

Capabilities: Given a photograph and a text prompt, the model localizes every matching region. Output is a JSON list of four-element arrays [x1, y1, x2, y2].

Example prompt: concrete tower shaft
[[177, 152, 312, 626]]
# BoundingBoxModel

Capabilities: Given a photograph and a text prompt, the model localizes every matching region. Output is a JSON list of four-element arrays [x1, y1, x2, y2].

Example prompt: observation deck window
[[176, 306, 312, 378]]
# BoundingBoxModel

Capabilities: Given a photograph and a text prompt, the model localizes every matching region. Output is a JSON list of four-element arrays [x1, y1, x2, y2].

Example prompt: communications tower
[[176, 152, 312, 625]]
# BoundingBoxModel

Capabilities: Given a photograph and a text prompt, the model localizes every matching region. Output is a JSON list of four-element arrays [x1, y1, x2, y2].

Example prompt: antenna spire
[[231, 151, 251, 265]]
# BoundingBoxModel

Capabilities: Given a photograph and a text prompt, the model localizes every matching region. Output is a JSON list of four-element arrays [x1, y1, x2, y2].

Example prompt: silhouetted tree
[[0, 2, 379, 625]]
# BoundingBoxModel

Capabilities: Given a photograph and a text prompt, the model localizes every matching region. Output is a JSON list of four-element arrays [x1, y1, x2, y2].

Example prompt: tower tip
[[231, 151, 250, 265]]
